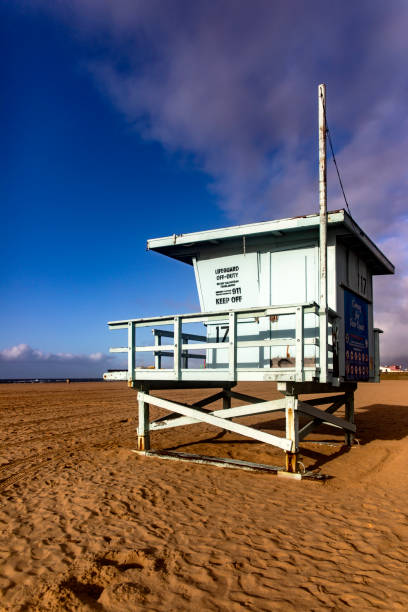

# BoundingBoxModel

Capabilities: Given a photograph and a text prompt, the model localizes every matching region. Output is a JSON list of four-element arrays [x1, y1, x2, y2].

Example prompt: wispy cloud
[[26, 0, 408, 364]]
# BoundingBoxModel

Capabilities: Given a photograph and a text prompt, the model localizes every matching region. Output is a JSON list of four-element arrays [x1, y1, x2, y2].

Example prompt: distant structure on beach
[[380, 364, 407, 373], [104, 85, 395, 478]]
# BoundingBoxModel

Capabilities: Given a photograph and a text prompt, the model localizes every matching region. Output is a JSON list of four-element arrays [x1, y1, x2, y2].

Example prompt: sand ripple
[[0, 381, 407, 610]]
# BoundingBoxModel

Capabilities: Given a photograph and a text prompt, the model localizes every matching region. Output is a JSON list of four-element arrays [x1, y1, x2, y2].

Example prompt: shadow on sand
[[162, 403, 408, 471]]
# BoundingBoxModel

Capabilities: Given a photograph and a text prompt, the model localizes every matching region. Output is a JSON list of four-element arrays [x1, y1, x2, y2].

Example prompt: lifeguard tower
[[104, 86, 394, 476]]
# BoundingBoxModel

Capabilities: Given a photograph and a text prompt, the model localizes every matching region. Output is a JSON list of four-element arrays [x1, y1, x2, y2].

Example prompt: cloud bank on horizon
[[0, 344, 125, 379], [16, 0, 408, 367]]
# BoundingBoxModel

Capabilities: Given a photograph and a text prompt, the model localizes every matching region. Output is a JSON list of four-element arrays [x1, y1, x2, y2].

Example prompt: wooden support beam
[[151, 391, 225, 426], [139, 450, 284, 474], [222, 389, 231, 412], [153, 350, 205, 360], [137, 390, 150, 451], [194, 391, 225, 409], [152, 329, 206, 342], [285, 395, 299, 456], [344, 390, 355, 445], [298, 397, 345, 441], [150, 398, 287, 430], [298, 400, 356, 433], [139, 392, 292, 451], [278, 381, 357, 395], [226, 389, 271, 405], [305, 394, 346, 407]]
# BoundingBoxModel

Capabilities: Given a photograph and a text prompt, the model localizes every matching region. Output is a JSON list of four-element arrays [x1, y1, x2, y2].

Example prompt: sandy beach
[[0, 380, 407, 610]]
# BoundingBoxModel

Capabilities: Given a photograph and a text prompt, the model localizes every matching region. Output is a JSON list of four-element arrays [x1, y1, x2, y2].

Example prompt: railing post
[[173, 316, 182, 379], [182, 336, 188, 369], [295, 306, 304, 382], [128, 321, 135, 384], [228, 311, 237, 381], [154, 330, 162, 370]]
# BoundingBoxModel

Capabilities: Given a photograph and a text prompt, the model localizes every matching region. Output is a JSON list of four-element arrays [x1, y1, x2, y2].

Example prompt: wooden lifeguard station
[[104, 85, 394, 476]]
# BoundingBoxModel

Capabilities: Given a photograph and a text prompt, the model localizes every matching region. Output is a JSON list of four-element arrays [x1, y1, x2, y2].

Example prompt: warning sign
[[196, 253, 259, 311], [344, 289, 369, 381]]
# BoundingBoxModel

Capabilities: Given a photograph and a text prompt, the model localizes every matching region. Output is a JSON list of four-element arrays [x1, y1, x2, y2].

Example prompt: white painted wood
[[154, 332, 161, 369], [150, 398, 286, 430], [108, 302, 320, 328], [135, 344, 175, 352], [138, 392, 293, 451], [130, 367, 318, 383], [229, 311, 237, 380], [106, 304, 334, 383], [295, 306, 304, 382], [318, 83, 329, 385], [103, 371, 127, 381], [153, 329, 206, 342], [234, 338, 318, 348], [373, 328, 382, 382], [152, 390, 226, 426], [147, 211, 346, 251], [192, 256, 205, 311], [137, 390, 150, 450], [271, 251, 308, 305], [196, 252, 259, 312], [173, 317, 182, 379], [128, 322, 135, 382], [285, 395, 299, 453]]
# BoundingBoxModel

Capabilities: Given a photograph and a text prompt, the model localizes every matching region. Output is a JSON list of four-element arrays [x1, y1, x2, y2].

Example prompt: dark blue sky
[[1, 4, 230, 375], [1, 1, 407, 375]]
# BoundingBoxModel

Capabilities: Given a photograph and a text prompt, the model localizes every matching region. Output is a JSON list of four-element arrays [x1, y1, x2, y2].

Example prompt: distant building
[[380, 364, 406, 372]]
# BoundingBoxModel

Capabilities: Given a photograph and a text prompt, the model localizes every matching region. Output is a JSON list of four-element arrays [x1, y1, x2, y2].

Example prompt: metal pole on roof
[[318, 83, 328, 383]]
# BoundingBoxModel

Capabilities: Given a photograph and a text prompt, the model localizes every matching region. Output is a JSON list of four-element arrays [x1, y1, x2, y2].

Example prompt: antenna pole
[[318, 83, 328, 383]]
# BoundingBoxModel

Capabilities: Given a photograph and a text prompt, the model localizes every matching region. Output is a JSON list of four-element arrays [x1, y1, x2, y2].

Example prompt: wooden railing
[[152, 329, 206, 369], [108, 302, 339, 384]]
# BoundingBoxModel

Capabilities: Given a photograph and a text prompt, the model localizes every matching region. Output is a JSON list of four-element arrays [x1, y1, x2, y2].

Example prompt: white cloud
[[0, 344, 126, 378], [25, 0, 408, 364]]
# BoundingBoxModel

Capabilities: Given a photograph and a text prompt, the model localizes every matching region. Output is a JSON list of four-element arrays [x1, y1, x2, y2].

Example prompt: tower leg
[[222, 388, 231, 411], [285, 392, 299, 472], [137, 391, 150, 451], [344, 390, 355, 446]]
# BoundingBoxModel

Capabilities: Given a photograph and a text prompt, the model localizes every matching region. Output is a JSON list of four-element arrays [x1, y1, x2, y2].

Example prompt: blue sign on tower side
[[344, 289, 369, 381]]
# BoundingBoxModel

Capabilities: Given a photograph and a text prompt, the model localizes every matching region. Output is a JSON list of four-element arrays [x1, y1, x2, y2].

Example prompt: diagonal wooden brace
[[150, 398, 286, 431], [139, 392, 292, 452], [297, 400, 356, 434], [152, 391, 225, 425], [298, 397, 346, 441]]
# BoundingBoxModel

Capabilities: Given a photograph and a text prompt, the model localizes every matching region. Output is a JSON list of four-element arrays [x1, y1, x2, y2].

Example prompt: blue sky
[[1, 1, 407, 376]]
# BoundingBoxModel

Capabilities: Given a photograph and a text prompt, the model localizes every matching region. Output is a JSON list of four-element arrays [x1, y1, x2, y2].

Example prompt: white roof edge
[[342, 211, 394, 274], [147, 209, 394, 274], [147, 210, 345, 249]]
